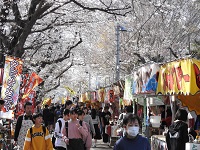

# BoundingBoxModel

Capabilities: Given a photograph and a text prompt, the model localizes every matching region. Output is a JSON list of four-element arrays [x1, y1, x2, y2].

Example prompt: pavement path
[[90, 139, 113, 150]]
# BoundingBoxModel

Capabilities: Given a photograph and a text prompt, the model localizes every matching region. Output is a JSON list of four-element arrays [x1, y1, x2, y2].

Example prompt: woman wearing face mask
[[113, 113, 151, 150]]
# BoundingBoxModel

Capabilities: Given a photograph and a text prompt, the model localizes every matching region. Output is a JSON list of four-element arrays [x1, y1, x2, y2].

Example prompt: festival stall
[[123, 63, 162, 137], [153, 58, 200, 150]]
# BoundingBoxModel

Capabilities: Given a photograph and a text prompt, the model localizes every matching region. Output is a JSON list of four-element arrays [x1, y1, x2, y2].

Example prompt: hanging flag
[[123, 76, 133, 103], [80, 93, 87, 102], [113, 86, 120, 95], [22, 72, 43, 99], [1, 56, 23, 111], [98, 88, 105, 102], [0, 68, 4, 85], [91, 91, 97, 103], [108, 90, 114, 102], [19, 90, 36, 115], [132, 63, 160, 94], [20, 73, 30, 92], [42, 97, 52, 106], [61, 97, 65, 104], [85, 92, 91, 102], [64, 86, 76, 95]]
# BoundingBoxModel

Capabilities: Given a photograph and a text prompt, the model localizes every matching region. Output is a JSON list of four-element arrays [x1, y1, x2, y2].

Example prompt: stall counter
[[151, 135, 168, 150], [186, 142, 200, 150]]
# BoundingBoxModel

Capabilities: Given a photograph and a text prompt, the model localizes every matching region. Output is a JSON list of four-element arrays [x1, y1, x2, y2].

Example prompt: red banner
[[18, 91, 36, 116], [22, 72, 43, 99]]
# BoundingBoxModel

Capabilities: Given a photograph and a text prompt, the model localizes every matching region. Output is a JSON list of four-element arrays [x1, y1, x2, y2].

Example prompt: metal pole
[[188, 34, 191, 54], [88, 73, 91, 91], [79, 82, 82, 101], [116, 23, 120, 82], [96, 75, 98, 89]]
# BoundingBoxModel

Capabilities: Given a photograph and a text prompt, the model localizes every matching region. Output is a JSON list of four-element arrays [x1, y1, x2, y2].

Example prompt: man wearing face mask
[[113, 113, 151, 150]]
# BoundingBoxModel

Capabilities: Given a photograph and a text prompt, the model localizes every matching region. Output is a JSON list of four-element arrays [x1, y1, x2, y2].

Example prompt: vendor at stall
[[161, 108, 172, 128], [166, 109, 189, 150]]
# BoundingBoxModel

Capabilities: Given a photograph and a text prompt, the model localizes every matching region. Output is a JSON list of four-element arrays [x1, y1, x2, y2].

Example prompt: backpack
[[30, 126, 46, 141], [52, 120, 62, 149]]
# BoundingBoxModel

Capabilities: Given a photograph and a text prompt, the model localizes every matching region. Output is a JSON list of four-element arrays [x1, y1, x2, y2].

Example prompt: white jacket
[[55, 118, 67, 149]]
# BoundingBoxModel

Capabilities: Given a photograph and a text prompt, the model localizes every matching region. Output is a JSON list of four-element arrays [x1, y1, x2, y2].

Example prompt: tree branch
[[39, 37, 82, 68], [44, 77, 61, 94], [14, 2, 53, 57], [133, 52, 146, 64], [12, 3, 22, 25], [55, 62, 73, 79], [71, 0, 131, 16]]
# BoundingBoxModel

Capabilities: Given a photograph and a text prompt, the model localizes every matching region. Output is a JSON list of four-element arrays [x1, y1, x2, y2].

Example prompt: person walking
[[23, 112, 53, 150], [14, 102, 34, 150], [166, 109, 189, 150], [78, 110, 92, 150], [34, 101, 43, 114], [43, 104, 50, 127], [113, 113, 151, 150], [54, 109, 70, 150], [83, 107, 95, 138], [62, 108, 88, 150], [101, 106, 111, 143], [91, 109, 101, 147]]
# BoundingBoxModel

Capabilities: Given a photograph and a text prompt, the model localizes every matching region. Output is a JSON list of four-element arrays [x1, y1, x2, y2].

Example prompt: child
[[23, 113, 53, 150]]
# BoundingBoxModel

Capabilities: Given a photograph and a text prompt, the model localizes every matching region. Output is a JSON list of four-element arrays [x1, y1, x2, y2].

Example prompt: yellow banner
[[64, 86, 76, 95], [156, 59, 200, 95]]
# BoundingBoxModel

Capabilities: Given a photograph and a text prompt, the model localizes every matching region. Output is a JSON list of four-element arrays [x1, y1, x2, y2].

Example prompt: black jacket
[[166, 120, 189, 150]]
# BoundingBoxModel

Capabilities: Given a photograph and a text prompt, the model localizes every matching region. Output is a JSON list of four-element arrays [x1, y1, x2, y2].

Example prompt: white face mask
[[127, 126, 139, 137]]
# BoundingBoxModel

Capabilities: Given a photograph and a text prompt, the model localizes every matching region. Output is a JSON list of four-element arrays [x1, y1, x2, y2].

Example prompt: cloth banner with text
[[157, 59, 200, 115], [20, 73, 30, 94], [22, 72, 43, 99], [123, 76, 133, 105], [98, 88, 105, 102], [17, 90, 36, 116], [64, 86, 76, 95], [91, 91, 97, 103], [0, 68, 4, 85], [80, 92, 91, 103], [132, 63, 160, 95], [1, 56, 23, 112]]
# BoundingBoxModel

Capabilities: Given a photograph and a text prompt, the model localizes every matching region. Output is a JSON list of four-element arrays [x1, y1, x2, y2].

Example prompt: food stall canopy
[[156, 58, 200, 114], [132, 63, 160, 95]]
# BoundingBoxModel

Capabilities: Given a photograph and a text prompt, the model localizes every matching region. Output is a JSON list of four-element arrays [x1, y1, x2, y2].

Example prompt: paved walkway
[[91, 139, 113, 150]]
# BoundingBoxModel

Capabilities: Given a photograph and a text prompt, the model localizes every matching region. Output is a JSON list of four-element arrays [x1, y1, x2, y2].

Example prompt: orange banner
[[22, 72, 43, 99], [178, 94, 200, 115]]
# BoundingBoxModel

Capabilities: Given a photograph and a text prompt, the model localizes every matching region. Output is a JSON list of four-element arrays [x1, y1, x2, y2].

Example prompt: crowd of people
[[12, 100, 115, 150], [0, 98, 198, 150]]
